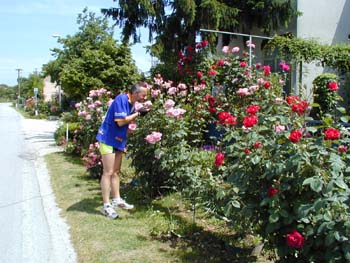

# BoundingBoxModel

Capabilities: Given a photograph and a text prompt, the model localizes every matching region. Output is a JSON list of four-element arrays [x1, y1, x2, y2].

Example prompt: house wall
[[296, 0, 350, 100], [42, 76, 58, 102], [210, 0, 350, 101]]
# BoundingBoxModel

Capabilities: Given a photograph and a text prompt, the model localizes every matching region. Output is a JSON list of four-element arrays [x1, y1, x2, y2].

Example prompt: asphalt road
[[0, 103, 76, 263]]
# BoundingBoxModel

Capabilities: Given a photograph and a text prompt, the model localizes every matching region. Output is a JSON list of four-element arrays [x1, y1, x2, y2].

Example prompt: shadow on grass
[[66, 196, 102, 215], [149, 203, 257, 263], [116, 187, 260, 263]]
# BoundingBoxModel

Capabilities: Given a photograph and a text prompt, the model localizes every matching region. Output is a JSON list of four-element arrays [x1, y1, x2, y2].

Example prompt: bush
[[312, 73, 339, 117]]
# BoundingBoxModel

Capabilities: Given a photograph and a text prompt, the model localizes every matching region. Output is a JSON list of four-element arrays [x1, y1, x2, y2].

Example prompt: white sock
[[112, 198, 122, 202], [103, 203, 111, 208]]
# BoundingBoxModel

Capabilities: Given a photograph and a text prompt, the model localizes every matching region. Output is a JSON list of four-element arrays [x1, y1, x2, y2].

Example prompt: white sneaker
[[112, 198, 134, 210], [100, 205, 119, 219]]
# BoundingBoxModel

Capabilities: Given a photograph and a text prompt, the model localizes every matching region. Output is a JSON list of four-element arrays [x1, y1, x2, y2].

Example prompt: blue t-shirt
[[96, 93, 134, 151]]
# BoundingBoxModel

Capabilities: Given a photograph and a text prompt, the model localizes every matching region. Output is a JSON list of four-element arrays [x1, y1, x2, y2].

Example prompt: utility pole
[[15, 68, 22, 107]]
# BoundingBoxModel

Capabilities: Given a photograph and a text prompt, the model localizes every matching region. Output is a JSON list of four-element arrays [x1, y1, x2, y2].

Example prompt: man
[[96, 82, 148, 219]]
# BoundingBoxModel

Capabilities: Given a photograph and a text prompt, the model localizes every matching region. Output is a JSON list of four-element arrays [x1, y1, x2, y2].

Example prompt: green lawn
[[46, 152, 270, 263]]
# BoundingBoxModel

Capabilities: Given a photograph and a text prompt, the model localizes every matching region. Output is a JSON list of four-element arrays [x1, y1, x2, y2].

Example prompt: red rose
[[201, 40, 209, 47], [218, 112, 237, 125], [246, 105, 260, 115], [328, 81, 338, 91], [253, 141, 262, 148], [197, 71, 203, 78], [289, 130, 302, 143], [324, 127, 340, 140], [217, 59, 225, 66], [286, 230, 305, 249], [291, 101, 308, 115], [244, 148, 251, 154], [263, 81, 271, 89], [208, 107, 216, 114], [286, 95, 301, 105], [263, 65, 271, 76], [267, 186, 278, 197], [214, 152, 225, 166], [243, 115, 258, 128], [240, 61, 247, 68], [208, 69, 217, 76]]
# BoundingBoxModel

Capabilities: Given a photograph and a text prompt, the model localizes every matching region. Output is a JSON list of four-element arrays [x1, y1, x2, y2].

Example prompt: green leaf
[[269, 212, 279, 223], [303, 176, 323, 192], [231, 200, 240, 208], [334, 178, 348, 190], [251, 155, 261, 164], [297, 204, 313, 217]]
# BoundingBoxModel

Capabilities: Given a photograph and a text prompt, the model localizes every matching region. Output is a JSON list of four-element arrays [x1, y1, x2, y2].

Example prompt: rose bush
[[62, 39, 350, 262], [128, 41, 350, 262]]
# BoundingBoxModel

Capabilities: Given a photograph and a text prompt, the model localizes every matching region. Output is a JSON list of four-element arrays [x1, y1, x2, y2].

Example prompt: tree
[[18, 73, 43, 100], [102, 0, 299, 77], [43, 8, 140, 100]]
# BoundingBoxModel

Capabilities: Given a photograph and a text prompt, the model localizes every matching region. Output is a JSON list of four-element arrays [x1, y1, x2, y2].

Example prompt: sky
[[0, 0, 152, 86]]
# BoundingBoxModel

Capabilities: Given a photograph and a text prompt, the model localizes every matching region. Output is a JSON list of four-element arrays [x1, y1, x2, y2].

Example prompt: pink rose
[[128, 123, 137, 131], [164, 99, 175, 109]]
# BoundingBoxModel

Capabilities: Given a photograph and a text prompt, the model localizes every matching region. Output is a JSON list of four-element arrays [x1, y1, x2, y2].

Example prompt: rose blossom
[[240, 61, 247, 68], [289, 130, 303, 143], [217, 59, 225, 66], [324, 127, 340, 140], [286, 230, 305, 249], [145, 131, 162, 144], [263, 65, 271, 76], [232, 47, 240, 53], [275, 98, 284, 104], [214, 152, 225, 166], [263, 81, 271, 89], [222, 46, 230, 54], [128, 123, 137, 131], [328, 81, 338, 91], [164, 99, 175, 109], [246, 105, 260, 115], [279, 61, 290, 71], [253, 141, 262, 148], [167, 87, 177, 95], [166, 108, 186, 118], [237, 88, 250, 96], [151, 89, 161, 98], [134, 101, 144, 111], [243, 115, 258, 128], [246, 40, 255, 48], [274, 125, 286, 133], [197, 71, 203, 78], [218, 112, 237, 125], [208, 69, 217, 76], [249, 85, 259, 92], [338, 145, 348, 153], [244, 148, 251, 154], [267, 186, 278, 197]]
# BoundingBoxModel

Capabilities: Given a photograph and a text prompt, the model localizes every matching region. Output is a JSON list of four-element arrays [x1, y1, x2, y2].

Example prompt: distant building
[[42, 76, 59, 102]]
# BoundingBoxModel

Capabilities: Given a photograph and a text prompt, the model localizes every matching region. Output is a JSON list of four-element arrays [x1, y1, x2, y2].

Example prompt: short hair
[[130, 81, 147, 94]]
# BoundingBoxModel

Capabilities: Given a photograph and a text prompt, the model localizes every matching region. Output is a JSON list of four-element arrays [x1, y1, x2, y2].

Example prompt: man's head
[[130, 82, 148, 103]]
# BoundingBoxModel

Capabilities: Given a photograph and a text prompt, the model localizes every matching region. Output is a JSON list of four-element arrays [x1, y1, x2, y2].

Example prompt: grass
[[46, 152, 271, 263]]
